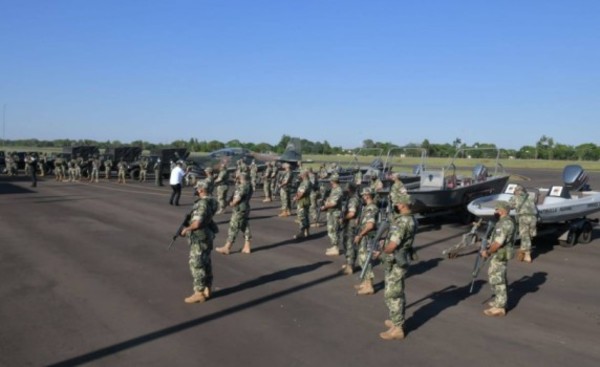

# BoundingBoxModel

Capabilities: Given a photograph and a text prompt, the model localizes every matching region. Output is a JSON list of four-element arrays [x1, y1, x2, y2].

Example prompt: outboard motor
[[413, 164, 424, 176], [370, 158, 384, 171], [472, 164, 488, 182], [563, 165, 590, 191]]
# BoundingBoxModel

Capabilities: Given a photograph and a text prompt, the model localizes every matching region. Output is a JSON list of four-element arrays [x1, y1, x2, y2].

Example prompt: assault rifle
[[469, 219, 496, 293], [443, 218, 483, 258], [168, 210, 193, 250], [359, 220, 391, 280]]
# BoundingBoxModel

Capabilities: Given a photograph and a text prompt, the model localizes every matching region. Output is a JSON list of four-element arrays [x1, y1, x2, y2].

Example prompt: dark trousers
[[31, 169, 37, 187], [170, 184, 181, 205]]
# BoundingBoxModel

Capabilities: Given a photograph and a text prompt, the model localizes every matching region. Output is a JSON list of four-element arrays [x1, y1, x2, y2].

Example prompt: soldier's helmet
[[330, 173, 340, 182], [514, 184, 526, 194], [360, 187, 374, 196], [195, 180, 209, 190], [394, 194, 412, 206], [495, 200, 511, 212]]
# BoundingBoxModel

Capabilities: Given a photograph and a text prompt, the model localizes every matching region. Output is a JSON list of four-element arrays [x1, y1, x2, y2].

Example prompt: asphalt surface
[[1, 169, 599, 367]]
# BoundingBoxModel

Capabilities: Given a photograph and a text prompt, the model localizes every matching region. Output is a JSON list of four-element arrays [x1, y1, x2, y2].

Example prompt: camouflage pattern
[[309, 170, 320, 223], [487, 215, 516, 309], [342, 194, 361, 266], [68, 159, 76, 182], [390, 180, 409, 206], [279, 169, 292, 212], [227, 180, 252, 243], [187, 196, 218, 292], [139, 158, 148, 182], [54, 158, 64, 181], [117, 160, 127, 183], [204, 173, 215, 195], [90, 158, 100, 182], [104, 158, 113, 180], [263, 163, 272, 200], [74, 157, 83, 181], [215, 168, 230, 212], [250, 161, 258, 191], [357, 202, 379, 280], [354, 170, 363, 186], [325, 185, 344, 249], [295, 177, 312, 230], [381, 212, 416, 326], [509, 192, 537, 251]]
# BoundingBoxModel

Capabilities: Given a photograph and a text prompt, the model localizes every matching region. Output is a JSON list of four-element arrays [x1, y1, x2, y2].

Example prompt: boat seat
[[420, 170, 445, 190]]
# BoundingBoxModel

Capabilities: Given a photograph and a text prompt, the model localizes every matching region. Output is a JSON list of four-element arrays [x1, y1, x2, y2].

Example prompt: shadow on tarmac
[[507, 272, 548, 311], [47, 261, 340, 367], [252, 231, 329, 253], [373, 257, 444, 293], [0, 182, 36, 194]]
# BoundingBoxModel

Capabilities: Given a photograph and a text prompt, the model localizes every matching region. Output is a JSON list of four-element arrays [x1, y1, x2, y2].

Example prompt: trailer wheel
[[579, 222, 593, 244], [560, 230, 578, 248]]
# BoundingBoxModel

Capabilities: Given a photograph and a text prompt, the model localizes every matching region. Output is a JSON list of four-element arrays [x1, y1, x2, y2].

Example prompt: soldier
[[269, 162, 279, 198], [38, 153, 46, 177], [262, 161, 273, 202], [215, 163, 230, 214], [216, 172, 253, 255], [26, 153, 37, 187], [89, 156, 100, 183], [250, 159, 258, 192], [154, 158, 163, 186], [481, 201, 516, 317], [353, 187, 379, 295], [320, 173, 344, 256], [117, 158, 127, 184], [510, 184, 537, 263], [354, 169, 363, 186], [278, 163, 292, 217], [308, 167, 321, 227], [180, 180, 219, 304], [67, 158, 76, 182], [139, 157, 148, 183], [54, 156, 64, 182], [379, 195, 416, 340], [292, 169, 312, 240], [104, 157, 113, 181], [203, 167, 215, 195], [340, 182, 361, 275], [74, 155, 83, 181], [390, 173, 409, 207]]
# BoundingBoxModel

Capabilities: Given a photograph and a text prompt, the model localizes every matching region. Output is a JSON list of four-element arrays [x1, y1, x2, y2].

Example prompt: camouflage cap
[[195, 180, 209, 190], [495, 200, 511, 211], [360, 187, 374, 196], [393, 194, 411, 205], [330, 173, 340, 182], [514, 184, 526, 193]]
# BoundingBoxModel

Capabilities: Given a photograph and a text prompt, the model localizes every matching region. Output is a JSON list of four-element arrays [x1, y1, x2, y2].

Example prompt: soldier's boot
[[483, 307, 506, 317], [380, 325, 405, 340], [184, 291, 207, 304], [241, 241, 251, 254], [516, 249, 525, 261], [340, 264, 353, 275], [215, 242, 233, 255], [203, 287, 211, 299], [325, 246, 340, 256], [356, 280, 374, 296], [304, 228, 310, 237], [384, 320, 394, 328], [293, 231, 305, 240], [310, 222, 320, 228], [523, 251, 532, 263], [278, 211, 286, 217]]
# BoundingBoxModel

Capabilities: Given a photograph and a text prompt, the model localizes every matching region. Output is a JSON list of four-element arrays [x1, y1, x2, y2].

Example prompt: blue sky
[[1, 0, 598, 149]]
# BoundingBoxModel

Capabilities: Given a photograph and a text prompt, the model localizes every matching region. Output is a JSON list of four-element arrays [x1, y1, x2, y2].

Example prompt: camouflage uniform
[[308, 169, 320, 225], [117, 160, 127, 184], [323, 179, 343, 253], [90, 158, 100, 183], [187, 195, 219, 293], [509, 191, 537, 253], [139, 158, 148, 182], [357, 201, 379, 281], [250, 161, 258, 192], [262, 163, 272, 201], [75, 157, 83, 181], [342, 190, 361, 268], [381, 211, 416, 328], [68, 159, 77, 182], [54, 157, 64, 181], [390, 177, 409, 207], [215, 166, 230, 213], [104, 158, 113, 180], [279, 165, 292, 215], [487, 215, 516, 309], [226, 177, 253, 245], [294, 172, 312, 238], [204, 168, 215, 195]]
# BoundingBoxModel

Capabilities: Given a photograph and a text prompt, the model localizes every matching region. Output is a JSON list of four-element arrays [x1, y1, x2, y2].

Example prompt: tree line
[[1, 134, 599, 161]]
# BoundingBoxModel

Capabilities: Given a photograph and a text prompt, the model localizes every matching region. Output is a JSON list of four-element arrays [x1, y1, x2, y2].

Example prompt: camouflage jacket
[[383, 212, 417, 267], [296, 178, 311, 206], [325, 186, 343, 211], [509, 193, 537, 216], [358, 202, 378, 238], [189, 196, 219, 242], [489, 216, 516, 261], [232, 181, 252, 213]]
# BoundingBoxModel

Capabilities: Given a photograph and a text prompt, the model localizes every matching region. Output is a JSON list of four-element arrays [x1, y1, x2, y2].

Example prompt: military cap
[[329, 173, 340, 182], [394, 194, 411, 206], [495, 200, 511, 211], [514, 184, 526, 193], [195, 180, 209, 190], [361, 187, 374, 196]]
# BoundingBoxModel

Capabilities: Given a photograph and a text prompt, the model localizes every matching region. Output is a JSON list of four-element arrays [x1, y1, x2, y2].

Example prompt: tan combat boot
[[325, 246, 340, 256], [215, 242, 232, 255], [516, 249, 525, 261], [380, 325, 405, 340], [241, 241, 251, 254], [523, 251, 532, 263], [384, 320, 394, 328], [184, 291, 206, 304], [203, 287, 211, 299], [340, 264, 353, 275], [483, 307, 506, 317], [356, 280, 374, 295]]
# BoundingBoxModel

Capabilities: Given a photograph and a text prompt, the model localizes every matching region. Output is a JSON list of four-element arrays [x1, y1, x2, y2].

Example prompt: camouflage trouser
[[309, 191, 319, 223], [189, 242, 213, 292], [105, 169, 111, 179], [251, 176, 257, 191], [326, 210, 341, 248], [384, 258, 407, 327], [518, 215, 537, 251], [227, 210, 252, 243], [280, 189, 291, 211], [90, 168, 99, 181], [118, 170, 126, 182], [68, 168, 75, 181], [140, 170, 147, 182], [55, 167, 63, 181], [263, 178, 271, 199], [342, 223, 358, 265], [75, 167, 81, 180], [297, 204, 310, 230], [357, 236, 374, 280], [217, 185, 228, 212], [488, 255, 508, 308]]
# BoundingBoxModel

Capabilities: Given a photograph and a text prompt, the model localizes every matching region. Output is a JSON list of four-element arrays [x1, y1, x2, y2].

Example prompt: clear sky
[[1, 0, 598, 149]]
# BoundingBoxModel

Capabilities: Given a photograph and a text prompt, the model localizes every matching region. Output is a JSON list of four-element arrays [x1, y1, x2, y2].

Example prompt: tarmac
[[1, 169, 599, 367]]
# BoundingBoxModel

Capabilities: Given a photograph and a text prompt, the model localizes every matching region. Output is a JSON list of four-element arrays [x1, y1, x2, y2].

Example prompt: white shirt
[[169, 165, 185, 185]]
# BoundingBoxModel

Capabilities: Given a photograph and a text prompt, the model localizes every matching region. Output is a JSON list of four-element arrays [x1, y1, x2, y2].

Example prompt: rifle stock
[[168, 211, 193, 250], [469, 219, 496, 293], [359, 220, 391, 280]]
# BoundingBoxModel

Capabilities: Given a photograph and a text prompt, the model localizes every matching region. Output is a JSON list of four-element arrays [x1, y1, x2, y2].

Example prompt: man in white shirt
[[169, 161, 185, 206]]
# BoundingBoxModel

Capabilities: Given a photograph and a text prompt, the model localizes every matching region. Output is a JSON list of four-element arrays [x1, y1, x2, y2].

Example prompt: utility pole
[[2, 104, 6, 149]]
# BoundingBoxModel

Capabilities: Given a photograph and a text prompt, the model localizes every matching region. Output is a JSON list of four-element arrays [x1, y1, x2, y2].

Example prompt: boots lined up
[[216, 241, 252, 255]]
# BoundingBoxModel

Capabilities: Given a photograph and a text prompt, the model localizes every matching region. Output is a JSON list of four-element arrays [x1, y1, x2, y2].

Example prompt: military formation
[[3, 152, 533, 341]]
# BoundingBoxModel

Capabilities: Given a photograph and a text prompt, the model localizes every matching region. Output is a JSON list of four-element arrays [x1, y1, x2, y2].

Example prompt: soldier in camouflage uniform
[[308, 167, 321, 227], [203, 167, 215, 195], [89, 156, 100, 183], [321, 173, 343, 256], [75, 156, 83, 181], [353, 187, 378, 295], [379, 195, 416, 340], [68, 158, 77, 182], [509, 184, 537, 263], [180, 180, 219, 304], [215, 172, 253, 255], [214, 163, 230, 214], [139, 157, 148, 183], [250, 160, 258, 192], [262, 161, 273, 202], [340, 182, 361, 275], [278, 163, 292, 217], [481, 201, 516, 317], [54, 156, 64, 182], [104, 157, 113, 181], [117, 158, 127, 184], [292, 169, 312, 240], [390, 173, 409, 207]]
